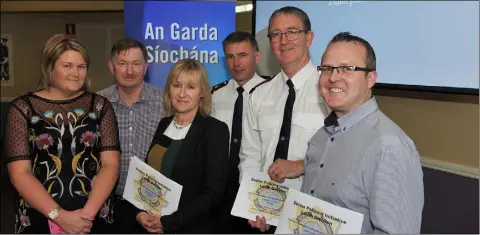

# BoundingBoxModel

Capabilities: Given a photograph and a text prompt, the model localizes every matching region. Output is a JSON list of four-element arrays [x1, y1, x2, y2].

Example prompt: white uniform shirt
[[212, 73, 266, 141], [239, 61, 329, 184]]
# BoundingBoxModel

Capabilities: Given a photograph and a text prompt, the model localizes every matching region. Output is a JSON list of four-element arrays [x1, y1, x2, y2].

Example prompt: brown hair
[[163, 59, 212, 116], [268, 6, 312, 33], [110, 37, 148, 62], [222, 31, 259, 52], [38, 34, 90, 91], [325, 31, 376, 71]]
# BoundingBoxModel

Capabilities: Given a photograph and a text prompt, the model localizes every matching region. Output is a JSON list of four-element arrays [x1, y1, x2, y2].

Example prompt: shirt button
[[129, 127, 133, 131], [130, 110, 133, 115], [129, 143, 132, 147], [320, 163, 324, 168], [310, 189, 314, 194], [331, 137, 334, 142], [343, 127, 346, 131]]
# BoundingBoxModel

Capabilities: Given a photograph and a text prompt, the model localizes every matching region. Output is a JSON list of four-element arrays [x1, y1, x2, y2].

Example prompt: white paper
[[122, 156, 182, 216], [275, 188, 364, 234], [231, 171, 302, 226]]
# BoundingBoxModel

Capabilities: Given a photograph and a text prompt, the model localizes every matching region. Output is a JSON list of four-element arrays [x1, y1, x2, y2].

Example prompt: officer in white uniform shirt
[[211, 31, 266, 233], [243, 6, 329, 231]]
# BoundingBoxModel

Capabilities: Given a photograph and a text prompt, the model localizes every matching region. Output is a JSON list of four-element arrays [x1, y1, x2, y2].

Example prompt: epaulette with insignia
[[249, 76, 273, 94], [211, 80, 229, 94]]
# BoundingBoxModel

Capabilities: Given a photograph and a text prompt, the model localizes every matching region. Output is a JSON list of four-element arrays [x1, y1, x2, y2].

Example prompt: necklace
[[173, 118, 190, 129]]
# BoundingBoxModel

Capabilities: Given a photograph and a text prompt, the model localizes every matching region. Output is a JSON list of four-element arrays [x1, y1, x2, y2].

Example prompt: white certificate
[[231, 171, 302, 226], [122, 156, 182, 216], [275, 188, 364, 234]]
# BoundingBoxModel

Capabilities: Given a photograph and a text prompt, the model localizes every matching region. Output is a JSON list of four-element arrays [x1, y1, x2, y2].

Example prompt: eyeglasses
[[267, 29, 309, 42], [317, 65, 374, 76]]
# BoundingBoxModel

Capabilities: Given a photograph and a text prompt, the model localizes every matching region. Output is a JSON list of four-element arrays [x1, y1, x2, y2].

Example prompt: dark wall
[[421, 167, 479, 234], [1, 102, 14, 233], [0, 102, 11, 142], [0, 142, 15, 234]]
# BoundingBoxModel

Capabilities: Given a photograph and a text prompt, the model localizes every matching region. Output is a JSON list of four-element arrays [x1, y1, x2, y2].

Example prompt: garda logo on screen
[[125, 1, 235, 88], [145, 22, 219, 64]]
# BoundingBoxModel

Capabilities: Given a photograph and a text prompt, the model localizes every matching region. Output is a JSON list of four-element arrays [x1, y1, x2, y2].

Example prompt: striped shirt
[[301, 97, 424, 233], [97, 82, 164, 196]]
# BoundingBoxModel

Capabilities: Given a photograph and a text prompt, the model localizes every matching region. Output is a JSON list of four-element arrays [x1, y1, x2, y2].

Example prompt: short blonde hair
[[163, 59, 212, 116], [38, 34, 91, 91]]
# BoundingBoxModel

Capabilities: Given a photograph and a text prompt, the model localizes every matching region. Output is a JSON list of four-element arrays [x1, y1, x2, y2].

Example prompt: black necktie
[[229, 86, 244, 175], [274, 79, 296, 161]]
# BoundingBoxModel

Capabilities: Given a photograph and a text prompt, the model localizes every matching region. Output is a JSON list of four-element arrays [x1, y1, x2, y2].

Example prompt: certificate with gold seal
[[123, 156, 182, 216], [275, 188, 363, 234], [231, 171, 301, 226]]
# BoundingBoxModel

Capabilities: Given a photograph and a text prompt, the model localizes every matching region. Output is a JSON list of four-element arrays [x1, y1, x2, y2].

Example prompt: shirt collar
[[325, 96, 379, 135], [110, 82, 153, 103], [138, 82, 155, 102], [231, 73, 262, 94], [280, 60, 316, 91], [106, 85, 121, 103]]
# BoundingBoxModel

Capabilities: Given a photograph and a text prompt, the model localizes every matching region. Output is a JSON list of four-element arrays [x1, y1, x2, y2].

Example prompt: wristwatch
[[48, 207, 60, 220]]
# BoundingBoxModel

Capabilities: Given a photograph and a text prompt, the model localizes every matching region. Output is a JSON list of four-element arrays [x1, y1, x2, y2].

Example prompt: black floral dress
[[4, 92, 121, 234]]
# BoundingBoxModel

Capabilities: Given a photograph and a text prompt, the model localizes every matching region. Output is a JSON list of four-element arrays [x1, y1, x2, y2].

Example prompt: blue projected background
[[124, 1, 235, 88], [255, 1, 479, 90]]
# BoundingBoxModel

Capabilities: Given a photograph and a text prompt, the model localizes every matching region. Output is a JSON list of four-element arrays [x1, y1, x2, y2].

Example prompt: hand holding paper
[[231, 171, 301, 226], [247, 215, 271, 232], [275, 189, 364, 234], [136, 211, 163, 233], [268, 159, 305, 183], [123, 156, 182, 216]]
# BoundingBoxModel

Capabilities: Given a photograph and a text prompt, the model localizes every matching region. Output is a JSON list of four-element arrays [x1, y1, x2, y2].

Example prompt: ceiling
[[0, 1, 254, 12], [236, 1, 252, 6]]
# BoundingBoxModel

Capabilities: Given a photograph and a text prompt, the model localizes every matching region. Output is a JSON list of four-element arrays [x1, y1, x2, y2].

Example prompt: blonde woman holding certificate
[[132, 59, 230, 233]]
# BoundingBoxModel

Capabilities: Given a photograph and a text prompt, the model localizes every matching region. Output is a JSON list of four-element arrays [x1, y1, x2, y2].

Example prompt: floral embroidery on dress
[[74, 108, 85, 117], [95, 103, 103, 113], [30, 116, 40, 124], [19, 214, 31, 227], [15, 199, 31, 233], [12, 94, 117, 233], [80, 131, 97, 147], [36, 133, 53, 149], [44, 110, 54, 119], [88, 112, 97, 120]]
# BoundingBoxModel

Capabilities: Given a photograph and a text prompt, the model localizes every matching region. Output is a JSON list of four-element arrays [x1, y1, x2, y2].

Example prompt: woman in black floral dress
[[4, 34, 120, 234]]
